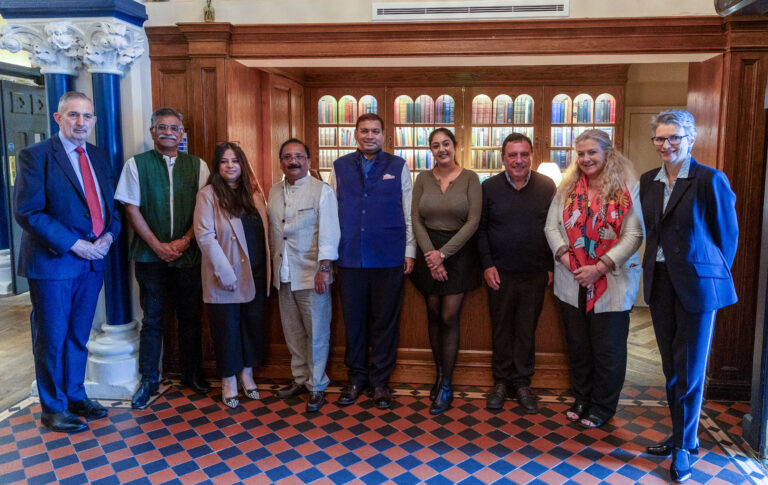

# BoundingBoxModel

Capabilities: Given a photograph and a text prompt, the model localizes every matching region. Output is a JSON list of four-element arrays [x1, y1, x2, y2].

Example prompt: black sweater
[[476, 171, 556, 276]]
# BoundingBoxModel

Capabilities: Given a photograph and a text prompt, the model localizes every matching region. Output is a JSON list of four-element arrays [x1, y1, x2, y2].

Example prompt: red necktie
[[75, 146, 104, 237]]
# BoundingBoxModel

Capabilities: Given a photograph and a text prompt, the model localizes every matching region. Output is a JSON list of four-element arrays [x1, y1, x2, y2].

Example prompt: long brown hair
[[208, 142, 260, 217]]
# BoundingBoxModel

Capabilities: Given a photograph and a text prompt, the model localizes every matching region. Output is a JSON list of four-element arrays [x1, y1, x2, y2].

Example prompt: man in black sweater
[[476, 133, 556, 413]]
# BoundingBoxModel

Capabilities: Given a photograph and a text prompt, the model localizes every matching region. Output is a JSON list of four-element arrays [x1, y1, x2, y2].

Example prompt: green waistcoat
[[128, 150, 202, 267]]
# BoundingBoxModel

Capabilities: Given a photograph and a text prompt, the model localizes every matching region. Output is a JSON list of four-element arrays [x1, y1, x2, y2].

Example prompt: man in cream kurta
[[268, 139, 340, 413]]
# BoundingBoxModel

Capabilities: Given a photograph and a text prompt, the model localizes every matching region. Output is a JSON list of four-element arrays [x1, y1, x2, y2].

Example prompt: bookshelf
[[315, 92, 380, 181], [391, 92, 457, 180], [469, 90, 537, 182], [548, 89, 619, 170]]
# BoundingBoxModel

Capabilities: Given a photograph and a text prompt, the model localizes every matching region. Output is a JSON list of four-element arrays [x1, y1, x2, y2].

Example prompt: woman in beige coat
[[194, 142, 271, 408]]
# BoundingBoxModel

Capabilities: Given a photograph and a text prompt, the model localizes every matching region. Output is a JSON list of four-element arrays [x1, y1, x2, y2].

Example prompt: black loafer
[[486, 383, 508, 410], [515, 386, 538, 414], [181, 375, 210, 394], [373, 386, 393, 409], [69, 398, 108, 419], [671, 448, 692, 483], [41, 411, 88, 433], [132, 378, 159, 409], [278, 382, 307, 399], [646, 439, 700, 456], [306, 391, 325, 412], [337, 383, 363, 406]]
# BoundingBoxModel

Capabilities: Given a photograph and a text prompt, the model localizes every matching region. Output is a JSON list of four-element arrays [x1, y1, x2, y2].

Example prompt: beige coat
[[194, 184, 271, 303]]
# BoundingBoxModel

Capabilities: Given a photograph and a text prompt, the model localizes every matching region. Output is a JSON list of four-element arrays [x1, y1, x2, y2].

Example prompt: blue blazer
[[639, 158, 737, 313], [14, 136, 120, 280]]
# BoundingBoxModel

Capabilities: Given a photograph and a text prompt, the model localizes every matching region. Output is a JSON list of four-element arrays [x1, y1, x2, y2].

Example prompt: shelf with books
[[392, 93, 456, 173], [470, 93, 535, 172], [547, 90, 620, 170]]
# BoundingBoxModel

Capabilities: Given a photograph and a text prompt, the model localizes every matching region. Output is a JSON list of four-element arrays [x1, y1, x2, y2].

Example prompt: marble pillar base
[[84, 321, 140, 400], [0, 249, 12, 295]]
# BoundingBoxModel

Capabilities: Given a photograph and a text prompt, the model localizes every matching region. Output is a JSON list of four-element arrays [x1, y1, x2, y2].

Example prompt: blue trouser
[[28, 270, 103, 413], [650, 262, 716, 450], [134, 262, 203, 382]]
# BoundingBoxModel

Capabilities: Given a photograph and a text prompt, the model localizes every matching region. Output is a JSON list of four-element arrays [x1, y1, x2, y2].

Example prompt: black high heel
[[430, 379, 453, 414], [430, 369, 444, 401]]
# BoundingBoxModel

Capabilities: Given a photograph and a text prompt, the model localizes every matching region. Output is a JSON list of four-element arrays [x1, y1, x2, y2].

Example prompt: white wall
[[143, 0, 717, 26]]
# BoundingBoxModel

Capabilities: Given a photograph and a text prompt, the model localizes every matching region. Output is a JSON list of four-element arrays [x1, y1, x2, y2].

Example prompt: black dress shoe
[[41, 411, 88, 433], [429, 380, 453, 415], [515, 386, 538, 414], [306, 391, 325, 412], [69, 398, 108, 419], [132, 378, 159, 409], [671, 448, 692, 483], [278, 382, 308, 399], [181, 375, 211, 394], [646, 439, 700, 456], [373, 386, 393, 409], [337, 383, 363, 406], [486, 383, 508, 410]]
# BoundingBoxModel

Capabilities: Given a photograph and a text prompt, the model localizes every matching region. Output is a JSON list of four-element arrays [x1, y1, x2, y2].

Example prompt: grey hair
[[650, 109, 697, 139], [57, 91, 93, 114], [150, 107, 184, 128]]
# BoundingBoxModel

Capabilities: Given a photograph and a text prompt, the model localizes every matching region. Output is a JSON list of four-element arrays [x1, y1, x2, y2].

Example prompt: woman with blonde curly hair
[[544, 129, 644, 428]]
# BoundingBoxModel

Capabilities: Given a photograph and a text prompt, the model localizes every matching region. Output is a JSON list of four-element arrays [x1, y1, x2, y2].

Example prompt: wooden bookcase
[[309, 80, 624, 183]]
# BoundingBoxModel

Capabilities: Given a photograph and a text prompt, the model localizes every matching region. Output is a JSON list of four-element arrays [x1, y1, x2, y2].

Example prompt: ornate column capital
[[0, 19, 145, 76], [0, 21, 84, 75], [82, 21, 145, 75]]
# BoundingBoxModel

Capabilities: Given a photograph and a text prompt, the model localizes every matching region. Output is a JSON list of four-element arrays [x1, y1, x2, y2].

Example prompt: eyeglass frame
[[650, 134, 689, 146], [279, 154, 309, 162], [152, 124, 184, 133]]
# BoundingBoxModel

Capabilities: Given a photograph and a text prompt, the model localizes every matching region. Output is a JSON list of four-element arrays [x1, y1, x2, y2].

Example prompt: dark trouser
[[488, 271, 548, 389], [560, 286, 629, 420], [135, 262, 203, 382], [337, 266, 404, 388], [206, 273, 266, 378], [649, 262, 716, 450], [28, 271, 103, 413]]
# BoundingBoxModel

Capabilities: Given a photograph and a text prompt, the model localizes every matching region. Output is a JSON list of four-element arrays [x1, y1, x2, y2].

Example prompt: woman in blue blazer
[[639, 110, 738, 483]]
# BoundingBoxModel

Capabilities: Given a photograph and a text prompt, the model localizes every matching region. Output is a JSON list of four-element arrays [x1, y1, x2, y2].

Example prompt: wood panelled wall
[[146, 16, 768, 397]]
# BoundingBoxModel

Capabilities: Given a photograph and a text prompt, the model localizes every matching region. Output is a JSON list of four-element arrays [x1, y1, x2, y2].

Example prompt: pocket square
[[382, 173, 395, 180]]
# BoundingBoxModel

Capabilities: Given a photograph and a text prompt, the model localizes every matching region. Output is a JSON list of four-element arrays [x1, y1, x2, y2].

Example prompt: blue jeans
[[135, 262, 203, 381]]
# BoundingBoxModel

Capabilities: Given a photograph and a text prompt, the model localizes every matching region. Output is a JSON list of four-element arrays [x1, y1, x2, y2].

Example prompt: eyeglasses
[[280, 154, 308, 162], [651, 135, 688, 146], [153, 124, 183, 133]]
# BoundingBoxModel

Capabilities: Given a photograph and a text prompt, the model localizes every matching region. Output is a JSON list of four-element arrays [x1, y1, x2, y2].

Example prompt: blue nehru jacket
[[334, 150, 406, 268]]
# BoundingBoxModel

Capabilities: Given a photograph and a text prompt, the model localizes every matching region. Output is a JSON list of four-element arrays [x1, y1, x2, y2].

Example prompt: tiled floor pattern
[[0, 383, 765, 484]]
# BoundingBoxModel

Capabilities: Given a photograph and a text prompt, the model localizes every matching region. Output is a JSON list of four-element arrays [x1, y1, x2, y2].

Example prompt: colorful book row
[[472, 98, 533, 125], [395, 97, 455, 124]]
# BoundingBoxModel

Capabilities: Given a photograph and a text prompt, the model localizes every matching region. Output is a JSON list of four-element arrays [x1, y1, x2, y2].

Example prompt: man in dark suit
[[639, 109, 737, 483], [15, 91, 120, 433]]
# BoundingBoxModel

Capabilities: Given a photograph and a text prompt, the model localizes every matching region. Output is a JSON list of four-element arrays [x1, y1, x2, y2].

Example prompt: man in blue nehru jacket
[[329, 113, 416, 409]]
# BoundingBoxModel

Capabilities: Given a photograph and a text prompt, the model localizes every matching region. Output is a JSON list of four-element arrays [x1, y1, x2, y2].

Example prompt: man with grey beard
[[115, 108, 211, 408]]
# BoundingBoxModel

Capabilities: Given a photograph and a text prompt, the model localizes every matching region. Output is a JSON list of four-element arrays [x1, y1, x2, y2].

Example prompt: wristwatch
[[319, 264, 330, 272], [439, 252, 446, 260]]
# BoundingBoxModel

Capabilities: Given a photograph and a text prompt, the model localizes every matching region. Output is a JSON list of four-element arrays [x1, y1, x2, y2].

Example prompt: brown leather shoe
[[373, 386, 393, 409], [486, 383, 508, 409], [515, 386, 538, 414], [277, 382, 307, 399], [336, 383, 363, 406], [306, 391, 325, 412]]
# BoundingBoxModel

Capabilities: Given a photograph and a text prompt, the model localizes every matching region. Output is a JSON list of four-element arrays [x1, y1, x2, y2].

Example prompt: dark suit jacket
[[14, 135, 120, 280], [639, 158, 737, 313]]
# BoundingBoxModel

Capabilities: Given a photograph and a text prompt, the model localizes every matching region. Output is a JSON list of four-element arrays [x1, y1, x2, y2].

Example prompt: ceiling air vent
[[372, 0, 569, 21]]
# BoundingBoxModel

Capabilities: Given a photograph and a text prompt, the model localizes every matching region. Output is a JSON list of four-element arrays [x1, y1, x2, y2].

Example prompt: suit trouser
[[560, 286, 630, 421], [206, 269, 266, 378], [278, 285, 331, 391], [337, 266, 404, 387], [649, 262, 716, 450], [28, 270, 103, 413], [135, 262, 203, 382], [488, 271, 548, 389]]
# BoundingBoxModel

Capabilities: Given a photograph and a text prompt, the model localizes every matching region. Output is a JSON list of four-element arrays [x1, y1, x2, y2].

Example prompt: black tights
[[426, 293, 466, 380]]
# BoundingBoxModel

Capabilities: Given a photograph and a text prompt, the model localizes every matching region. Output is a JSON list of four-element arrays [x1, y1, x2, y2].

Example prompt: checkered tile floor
[[0, 382, 765, 484]]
